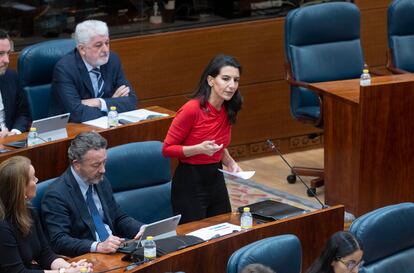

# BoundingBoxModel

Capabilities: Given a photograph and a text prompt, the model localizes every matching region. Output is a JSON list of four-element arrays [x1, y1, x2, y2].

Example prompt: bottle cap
[[146, 236, 153, 240], [363, 69, 369, 73], [110, 106, 117, 111], [243, 207, 250, 212], [30, 127, 37, 132]]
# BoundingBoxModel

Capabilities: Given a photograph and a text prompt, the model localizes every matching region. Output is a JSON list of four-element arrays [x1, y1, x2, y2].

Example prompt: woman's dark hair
[[190, 54, 243, 124], [306, 231, 362, 273]]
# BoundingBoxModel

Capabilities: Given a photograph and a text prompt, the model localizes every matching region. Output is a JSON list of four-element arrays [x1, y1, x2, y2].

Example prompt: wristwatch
[[58, 268, 66, 273]]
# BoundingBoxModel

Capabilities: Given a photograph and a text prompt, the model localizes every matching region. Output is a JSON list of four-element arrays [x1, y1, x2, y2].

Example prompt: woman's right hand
[[66, 259, 93, 273], [198, 140, 223, 156]]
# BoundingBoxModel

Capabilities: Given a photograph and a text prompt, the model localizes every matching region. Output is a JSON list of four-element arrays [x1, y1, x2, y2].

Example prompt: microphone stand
[[266, 139, 327, 209]]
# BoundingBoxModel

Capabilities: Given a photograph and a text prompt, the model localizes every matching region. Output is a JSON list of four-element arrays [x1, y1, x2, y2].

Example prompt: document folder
[[238, 200, 307, 222]]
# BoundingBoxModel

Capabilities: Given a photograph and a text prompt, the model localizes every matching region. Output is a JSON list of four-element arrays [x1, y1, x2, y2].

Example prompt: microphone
[[94, 260, 146, 273], [266, 139, 326, 209]]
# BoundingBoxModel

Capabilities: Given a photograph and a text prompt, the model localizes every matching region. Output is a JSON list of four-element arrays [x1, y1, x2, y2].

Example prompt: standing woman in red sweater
[[163, 54, 243, 224]]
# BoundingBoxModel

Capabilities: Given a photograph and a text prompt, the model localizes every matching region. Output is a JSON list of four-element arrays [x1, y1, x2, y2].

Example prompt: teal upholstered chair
[[284, 2, 364, 195], [30, 178, 56, 213], [350, 203, 414, 273], [387, 0, 414, 74], [227, 234, 302, 273], [106, 141, 173, 223], [18, 39, 76, 120]]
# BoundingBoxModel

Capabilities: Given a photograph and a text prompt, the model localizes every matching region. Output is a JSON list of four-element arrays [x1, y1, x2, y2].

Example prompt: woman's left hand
[[226, 162, 242, 173]]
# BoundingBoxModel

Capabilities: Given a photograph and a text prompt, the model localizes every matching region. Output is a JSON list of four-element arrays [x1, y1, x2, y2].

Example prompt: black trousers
[[171, 162, 231, 224]]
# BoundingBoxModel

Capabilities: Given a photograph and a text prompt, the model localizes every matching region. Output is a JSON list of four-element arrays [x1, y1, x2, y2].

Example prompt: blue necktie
[[86, 185, 109, 241], [90, 68, 104, 98]]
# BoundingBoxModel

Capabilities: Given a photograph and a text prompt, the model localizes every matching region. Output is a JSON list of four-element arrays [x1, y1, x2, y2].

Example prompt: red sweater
[[162, 99, 231, 164]]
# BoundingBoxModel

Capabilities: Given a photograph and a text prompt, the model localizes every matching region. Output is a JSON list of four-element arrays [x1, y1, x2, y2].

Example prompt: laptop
[[32, 113, 70, 142], [119, 214, 181, 252]]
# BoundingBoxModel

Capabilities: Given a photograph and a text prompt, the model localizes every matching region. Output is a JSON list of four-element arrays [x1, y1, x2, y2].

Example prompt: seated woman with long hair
[[306, 231, 364, 273], [0, 156, 92, 273]]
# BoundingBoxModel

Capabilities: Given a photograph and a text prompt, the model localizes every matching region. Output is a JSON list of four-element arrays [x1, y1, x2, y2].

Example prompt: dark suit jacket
[[50, 49, 138, 123], [0, 69, 30, 132], [41, 168, 142, 257]]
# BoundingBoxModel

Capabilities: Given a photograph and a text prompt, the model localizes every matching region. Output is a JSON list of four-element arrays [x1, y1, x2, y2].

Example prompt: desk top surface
[[75, 205, 344, 273], [310, 73, 414, 104], [0, 106, 175, 180]]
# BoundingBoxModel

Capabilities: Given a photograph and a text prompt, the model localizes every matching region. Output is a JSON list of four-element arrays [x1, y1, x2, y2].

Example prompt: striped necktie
[[90, 67, 104, 98], [86, 185, 109, 241]]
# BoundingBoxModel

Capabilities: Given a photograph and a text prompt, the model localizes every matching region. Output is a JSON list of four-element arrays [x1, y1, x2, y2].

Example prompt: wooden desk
[[310, 74, 414, 216], [0, 106, 175, 181], [77, 206, 344, 273]]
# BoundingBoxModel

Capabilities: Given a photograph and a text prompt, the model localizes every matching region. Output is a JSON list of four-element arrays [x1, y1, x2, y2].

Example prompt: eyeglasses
[[339, 259, 365, 271]]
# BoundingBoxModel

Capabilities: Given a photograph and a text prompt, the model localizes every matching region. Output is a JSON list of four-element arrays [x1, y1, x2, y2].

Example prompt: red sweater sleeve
[[162, 102, 198, 158]]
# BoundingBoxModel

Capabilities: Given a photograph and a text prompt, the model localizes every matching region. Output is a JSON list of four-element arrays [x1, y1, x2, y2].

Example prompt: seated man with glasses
[[50, 20, 137, 123], [306, 231, 364, 273]]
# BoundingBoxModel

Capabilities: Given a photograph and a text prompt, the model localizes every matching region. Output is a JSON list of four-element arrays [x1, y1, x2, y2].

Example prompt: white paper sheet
[[218, 169, 255, 180], [82, 109, 169, 129], [186, 222, 241, 241]]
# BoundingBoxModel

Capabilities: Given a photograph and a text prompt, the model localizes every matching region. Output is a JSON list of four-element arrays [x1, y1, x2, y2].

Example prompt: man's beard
[[0, 66, 7, 76]]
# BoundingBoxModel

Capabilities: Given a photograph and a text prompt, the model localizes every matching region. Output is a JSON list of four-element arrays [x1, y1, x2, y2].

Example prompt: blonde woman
[[0, 156, 92, 273]]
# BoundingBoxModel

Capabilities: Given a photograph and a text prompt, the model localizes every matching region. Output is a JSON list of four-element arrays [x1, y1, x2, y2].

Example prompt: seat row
[[227, 202, 414, 273], [32, 140, 173, 224]]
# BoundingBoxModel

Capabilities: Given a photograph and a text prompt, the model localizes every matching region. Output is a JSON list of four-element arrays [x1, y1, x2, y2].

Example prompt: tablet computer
[[32, 113, 70, 142], [119, 214, 182, 252]]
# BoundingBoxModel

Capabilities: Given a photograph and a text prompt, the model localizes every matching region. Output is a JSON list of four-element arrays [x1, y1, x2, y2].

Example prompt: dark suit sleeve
[[53, 61, 107, 123], [2, 70, 31, 132], [101, 179, 142, 238], [12, 82, 31, 132], [102, 53, 137, 113], [41, 183, 94, 257]]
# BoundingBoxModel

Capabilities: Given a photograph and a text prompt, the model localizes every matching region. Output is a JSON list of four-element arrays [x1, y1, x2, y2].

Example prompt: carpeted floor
[[226, 177, 320, 212], [226, 176, 355, 227]]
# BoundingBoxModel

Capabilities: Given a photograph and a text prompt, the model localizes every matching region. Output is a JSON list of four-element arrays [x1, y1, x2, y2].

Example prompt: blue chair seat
[[296, 106, 320, 120], [106, 141, 173, 223], [18, 39, 76, 120], [387, 0, 414, 73], [227, 234, 302, 273], [350, 202, 414, 273]]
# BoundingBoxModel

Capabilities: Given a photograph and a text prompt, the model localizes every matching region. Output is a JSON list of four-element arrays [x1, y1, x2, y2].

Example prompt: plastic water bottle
[[143, 236, 156, 262], [27, 127, 38, 147], [107, 106, 118, 128], [360, 66, 371, 86], [240, 207, 253, 229]]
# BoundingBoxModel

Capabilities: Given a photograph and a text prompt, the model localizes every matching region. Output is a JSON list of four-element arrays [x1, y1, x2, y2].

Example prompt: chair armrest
[[386, 49, 410, 74], [285, 62, 311, 88]]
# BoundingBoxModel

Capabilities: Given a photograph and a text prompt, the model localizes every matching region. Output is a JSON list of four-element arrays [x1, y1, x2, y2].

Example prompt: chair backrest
[[284, 2, 364, 124], [18, 39, 76, 120], [227, 234, 302, 273], [349, 202, 414, 273], [30, 178, 56, 213], [106, 141, 173, 223], [387, 0, 414, 73]]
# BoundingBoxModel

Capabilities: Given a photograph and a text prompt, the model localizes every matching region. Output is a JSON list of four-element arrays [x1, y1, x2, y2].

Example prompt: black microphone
[[93, 260, 146, 273], [266, 139, 326, 209]]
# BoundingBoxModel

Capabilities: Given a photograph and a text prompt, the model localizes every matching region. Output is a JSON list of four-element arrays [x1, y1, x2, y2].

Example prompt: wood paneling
[[360, 7, 388, 67], [311, 74, 414, 216], [354, 0, 390, 10]]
